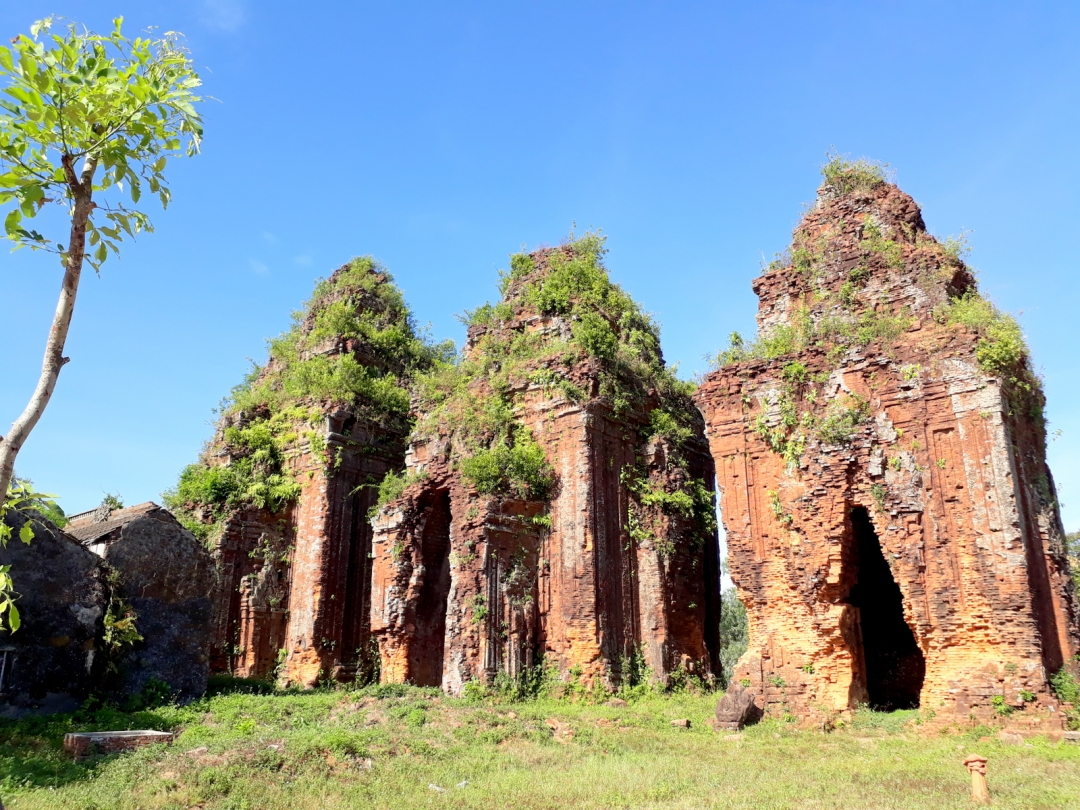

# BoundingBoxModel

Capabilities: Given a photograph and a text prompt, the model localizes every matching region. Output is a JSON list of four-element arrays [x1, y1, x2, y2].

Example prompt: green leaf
[[7, 602, 19, 632], [4, 207, 21, 234], [94, 241, 107, 263], [19, 523, 33, 544]]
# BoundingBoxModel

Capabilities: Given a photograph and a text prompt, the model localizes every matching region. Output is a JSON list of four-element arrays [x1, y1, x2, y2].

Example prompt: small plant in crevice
[[990, 694, 1014, 717], [815, 395, 869, 446], [941, 231, 971, 262], [468, 594, 489, 625], [102, 570, 143, 676], [870, 484, 888, 513], [767, 490, 793, 526], [1050, 665, 1080, 730]]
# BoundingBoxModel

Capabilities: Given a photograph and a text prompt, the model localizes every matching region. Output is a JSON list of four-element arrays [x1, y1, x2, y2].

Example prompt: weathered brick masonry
[[372, 242, 720, 692], [209, 423, 400, 687], [694, 173, 1079, 727], [175, 260, 420, 687]]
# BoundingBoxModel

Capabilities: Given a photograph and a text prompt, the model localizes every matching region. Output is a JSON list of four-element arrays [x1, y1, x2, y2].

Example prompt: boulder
[[68, 503, 217, 701], [0, 509, 104, 715], [714, 683, 760, 731]]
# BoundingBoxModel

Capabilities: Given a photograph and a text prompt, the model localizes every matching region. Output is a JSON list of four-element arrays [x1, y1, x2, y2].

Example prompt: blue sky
[[1, 0, 1079, 531]]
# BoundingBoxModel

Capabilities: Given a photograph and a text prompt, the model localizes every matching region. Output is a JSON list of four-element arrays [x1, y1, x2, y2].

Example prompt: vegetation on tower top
[[375, 231, 715, 556], [707, 154, 1046, 473], [165, 257, 448, 541]]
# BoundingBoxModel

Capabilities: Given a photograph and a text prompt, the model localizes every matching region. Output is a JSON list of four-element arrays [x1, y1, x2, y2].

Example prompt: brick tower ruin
[[167, 259, 438, 687], [371, 235, 721, 693], [695, 159, 1079, 727]]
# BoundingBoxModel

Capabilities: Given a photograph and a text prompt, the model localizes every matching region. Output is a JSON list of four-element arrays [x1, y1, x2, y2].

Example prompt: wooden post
[[963, 754, 989, 804]]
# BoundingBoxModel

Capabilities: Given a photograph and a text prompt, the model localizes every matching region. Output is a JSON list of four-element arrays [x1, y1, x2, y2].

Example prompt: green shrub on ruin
[[815, 395, 870, 445], [372, 469, 430, 514], [820, 152, 890, 195], [940, 292, 1027, 379], [413, 232, 710, 563], [459, 433, 554, 500], [230, 257, 441, 420], [714, 305, 914, 368], [934, 289, 1044, 423]]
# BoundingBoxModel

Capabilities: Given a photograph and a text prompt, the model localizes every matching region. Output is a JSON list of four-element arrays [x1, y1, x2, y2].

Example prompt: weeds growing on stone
[[820, 151, 891, 195]]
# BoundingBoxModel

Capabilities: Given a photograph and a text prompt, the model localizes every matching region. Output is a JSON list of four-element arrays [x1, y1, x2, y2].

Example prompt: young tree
[[0, 17, 202, 629]]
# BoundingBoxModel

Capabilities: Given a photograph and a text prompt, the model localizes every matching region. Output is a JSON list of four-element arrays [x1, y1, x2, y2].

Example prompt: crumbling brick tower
[[694, 159, 1079, 726], [371, 234, 721, 693], [168, 259, 436, 687]]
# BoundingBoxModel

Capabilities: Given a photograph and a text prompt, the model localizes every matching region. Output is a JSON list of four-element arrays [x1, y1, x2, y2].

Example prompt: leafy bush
[[860, 220, 903, 268], [647, 407, 693, 446], [943, 292, 1028, 378], [527, 368, 585, 403], [714, 308, 911, 368], [571, 310, 619, 360], [941, 231, 971, 261], [415, 232, 704, 541], [459, 434, 554, 500]]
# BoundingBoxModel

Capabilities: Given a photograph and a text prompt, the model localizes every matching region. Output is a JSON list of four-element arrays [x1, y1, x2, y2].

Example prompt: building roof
[[64, 501, 162, 544]]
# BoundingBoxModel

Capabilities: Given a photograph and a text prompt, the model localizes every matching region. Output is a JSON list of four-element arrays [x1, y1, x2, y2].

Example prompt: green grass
[[2, 686, 1078, 809]]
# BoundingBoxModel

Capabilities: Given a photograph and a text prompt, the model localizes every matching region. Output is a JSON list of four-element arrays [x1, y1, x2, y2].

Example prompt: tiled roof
[[65, 501, 162, 543]]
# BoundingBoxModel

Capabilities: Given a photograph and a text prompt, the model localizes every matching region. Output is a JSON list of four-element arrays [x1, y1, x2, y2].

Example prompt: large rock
[[694, 165, 1080, 725], [715, 683, 760, 730], [0, 509, 104, 715], [67, 502, 217, 701]]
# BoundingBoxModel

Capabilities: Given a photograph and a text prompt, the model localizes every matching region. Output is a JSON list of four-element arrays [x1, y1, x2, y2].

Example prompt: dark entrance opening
[[408, 490, 452, 687], [848, 507, 925, 710], [341, 492, 374, 681]]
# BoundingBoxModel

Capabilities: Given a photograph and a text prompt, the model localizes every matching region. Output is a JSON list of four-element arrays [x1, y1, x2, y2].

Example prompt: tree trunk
[[0, 155, 97, 502]]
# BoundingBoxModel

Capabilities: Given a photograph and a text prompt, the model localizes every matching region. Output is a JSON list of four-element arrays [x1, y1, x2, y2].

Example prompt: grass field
[[1, 681, 1078, 810]]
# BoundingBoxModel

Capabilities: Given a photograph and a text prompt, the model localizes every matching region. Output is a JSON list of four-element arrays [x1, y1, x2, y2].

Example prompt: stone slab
[[64, 730, 174, 760]]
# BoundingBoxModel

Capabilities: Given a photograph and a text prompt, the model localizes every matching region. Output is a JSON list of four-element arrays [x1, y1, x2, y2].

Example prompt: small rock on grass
[[606, 698, 628, 709], [997, 731, 1024, 745], [671, 719, 691, 728]]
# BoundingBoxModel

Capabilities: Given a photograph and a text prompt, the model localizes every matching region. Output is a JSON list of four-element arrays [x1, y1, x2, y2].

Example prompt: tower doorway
[[407, 490, 452, 687], [848, 507, 925, 710]]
